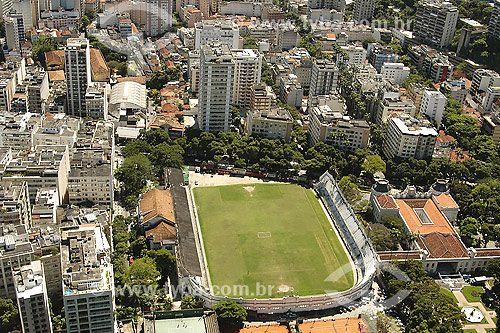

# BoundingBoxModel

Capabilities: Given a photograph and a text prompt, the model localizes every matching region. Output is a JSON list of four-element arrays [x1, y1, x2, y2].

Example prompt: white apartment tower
[[421, 90, 446, 127], [61, 224, 115, 333], [231, 49, 262, 108], [194, 20, 239, 50], [65, 38, 91, 118], [489, 0, 500, 40], [381, 62, 411, 85], [383, 116, 438, 159], [198, 43, 234, 132], [353, 0, 375, 23], [4, 10, 24, 51], [310, 59, 338, 97], [146, 0, 172, 36], [14, 261, 53, 333], [414, 0, 459, 49]]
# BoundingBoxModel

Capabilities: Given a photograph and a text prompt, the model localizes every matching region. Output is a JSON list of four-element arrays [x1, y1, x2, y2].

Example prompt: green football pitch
[[193, 183, 354, 298]]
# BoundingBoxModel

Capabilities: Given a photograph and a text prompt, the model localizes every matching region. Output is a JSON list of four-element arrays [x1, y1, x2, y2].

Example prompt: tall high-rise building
[[14, 261, 53, 333], [310, 59, 338, 97], [146, 0, 172, 36], [65, 37, 91, 118], [12, 0, 38, 31], [488, 0, 500, 40], [231, 49, 262, 108], [0, 0, 13, 18], [352, 0, 375, 23], [198, 43, 234, 132], [308, 0, 345, 11], [61, 224, 115, 333], [421, 90, 446, 127], [4, 10, 24, 51], [194, 20, 239, 50], [414, 0, 458, 49]]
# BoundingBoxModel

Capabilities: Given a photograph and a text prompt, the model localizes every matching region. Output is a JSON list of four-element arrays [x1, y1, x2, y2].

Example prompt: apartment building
[[381, 62, 410, 85], [146, 0, 172, 36], [440, 79, 468, 104], [414, 0, 458, 49], [25, 67, 49, 113], [3, 145, 70, 204], [61, 224, 115, 333], [383, 116, 438, 159], [488, 0, 500, 40], [470, 69, 500, 102], [421, 90, 446, 127], [231, 49, 262, 108], [85, 82, 109, 119], [309, 0, 345, 11], [0, 224, 34, 299], [14, 260, 53, 333], [279, 74, 303, 108], [0, 112, 40, 151], [0, 180, 30, 226], [482, 113, 500, 146], [247, 107, 293, 142], [338, 44, 367, 67], [368, 45, 401, 73], [376, 96, 416, 125], [198, 43, 234, 132], [310, 59, 338, 97], [4, 11, 24, 51], [194, 20, 239, 50], [68, 150, 113, 206], [407, 83, 425, 112], [309, 104, 370, 150], [250, 83, 275, 111], [32, 113, 80, 151], [353, 0, 375, 22], [408, 45, 454, 83], [277, 26, 300, 51], [65, 38, 91, 118]]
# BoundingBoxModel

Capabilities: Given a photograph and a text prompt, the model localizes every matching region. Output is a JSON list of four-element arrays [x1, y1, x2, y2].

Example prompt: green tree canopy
[[362, 154, 386, 176], [181, 295, 204, 309], [32, 36, 58, 67], [0, 298, 19, 331], [127, 257, 160, 285], [214, 300, 247, 328]]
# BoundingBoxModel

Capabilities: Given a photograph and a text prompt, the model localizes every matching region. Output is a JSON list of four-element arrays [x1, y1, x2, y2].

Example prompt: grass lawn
[[440, 287, 458, 304], [194, 183, 354, 298], [462, 286, 485, 303]]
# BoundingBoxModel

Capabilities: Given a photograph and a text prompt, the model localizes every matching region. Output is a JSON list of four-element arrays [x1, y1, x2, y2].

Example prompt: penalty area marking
[[258, 232, 271, 238]]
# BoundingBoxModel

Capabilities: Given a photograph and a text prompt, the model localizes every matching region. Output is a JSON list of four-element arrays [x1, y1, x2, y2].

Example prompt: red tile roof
[[416, 232, 468, 258], [376, 194, 398, 209]]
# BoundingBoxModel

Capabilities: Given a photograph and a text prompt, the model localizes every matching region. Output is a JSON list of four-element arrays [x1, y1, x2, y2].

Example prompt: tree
[[213, 300, 247, 328], [32, 36, 58, 67], [384, 260, 464, 333], [115, 154, 153, 202], [242, 36, 259, 49], [368, 223, 398, 251], [181, 295, 204, 309], [149, 249, 176, 278], [130, 236, 147, 257], [361, 154, 386, 176], [0, 298, 19, 331], [127, 257, 160, 285]]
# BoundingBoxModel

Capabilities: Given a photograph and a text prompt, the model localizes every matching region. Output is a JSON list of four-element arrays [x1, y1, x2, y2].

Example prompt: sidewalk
[[453, 290, 497, 333]]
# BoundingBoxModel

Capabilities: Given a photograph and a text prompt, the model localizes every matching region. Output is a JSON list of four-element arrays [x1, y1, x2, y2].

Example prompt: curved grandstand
[[184, 171, 378, 314]]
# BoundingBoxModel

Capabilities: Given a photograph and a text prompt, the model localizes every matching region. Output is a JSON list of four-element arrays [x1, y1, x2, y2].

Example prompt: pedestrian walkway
[[453, 290, 497, 333]]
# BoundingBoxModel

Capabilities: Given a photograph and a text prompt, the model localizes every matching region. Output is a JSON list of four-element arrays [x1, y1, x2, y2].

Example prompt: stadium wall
[[185, 171, 378, 314]]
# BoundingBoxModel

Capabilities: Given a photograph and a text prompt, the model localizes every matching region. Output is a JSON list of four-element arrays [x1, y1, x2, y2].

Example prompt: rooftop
[[140, 188, 176, 224], [416, 232, 468, 258], [396, 198, 455, 235]]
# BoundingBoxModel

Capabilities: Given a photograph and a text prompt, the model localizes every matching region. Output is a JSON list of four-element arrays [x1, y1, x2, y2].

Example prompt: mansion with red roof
[[371, 179, 500, 274]]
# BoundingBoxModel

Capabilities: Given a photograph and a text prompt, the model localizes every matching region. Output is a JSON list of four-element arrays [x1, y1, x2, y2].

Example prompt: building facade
[[414, 0, 458, 49], [65, 38, 91, 118], [198, 43, 234, 132]]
